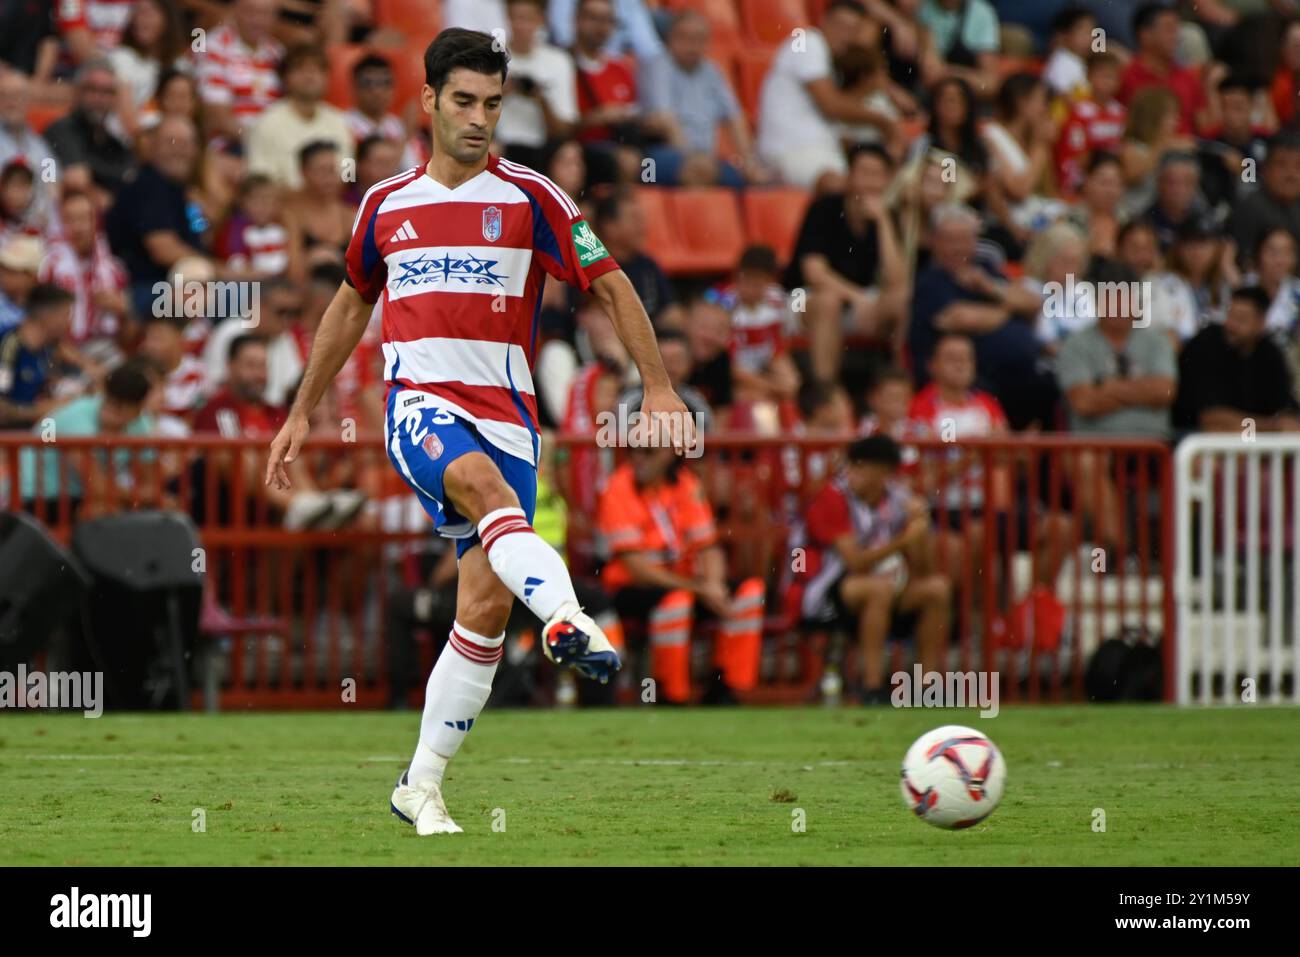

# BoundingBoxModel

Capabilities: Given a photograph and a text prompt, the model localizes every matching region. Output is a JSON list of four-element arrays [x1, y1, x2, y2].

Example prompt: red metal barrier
[[0, 432, 1175, 706]]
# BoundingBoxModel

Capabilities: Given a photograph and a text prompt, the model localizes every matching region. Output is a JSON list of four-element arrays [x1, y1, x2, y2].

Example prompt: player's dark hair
[[738, 244, 779, 275], [847, 434, 901, 467], [1051, 5, 1093, 35], [424, 28, 509, 93], [352, 53, 394, 81], [25, 283, 75, 321], [1132, 2, 1176, 38], [228, 333, 267, 364], [1232, 285, 1273, 316], [104, 362, 153, 405], [298, 139, 338, 171]]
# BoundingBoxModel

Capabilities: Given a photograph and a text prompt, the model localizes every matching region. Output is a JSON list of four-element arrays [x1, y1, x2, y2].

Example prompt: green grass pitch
[[1, 705, 1296, 866]]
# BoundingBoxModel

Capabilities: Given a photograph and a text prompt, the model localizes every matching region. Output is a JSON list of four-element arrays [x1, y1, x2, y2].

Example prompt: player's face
[[428, 68, 504, 165]]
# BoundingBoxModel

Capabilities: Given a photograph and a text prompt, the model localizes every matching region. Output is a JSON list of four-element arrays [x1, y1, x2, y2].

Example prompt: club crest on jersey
[[422, 433, 444, 460], [482, 206, 502, 242]]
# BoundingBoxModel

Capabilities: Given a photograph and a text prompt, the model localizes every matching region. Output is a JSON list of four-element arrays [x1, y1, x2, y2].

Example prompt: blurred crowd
[[1, 0, 1299, 532]]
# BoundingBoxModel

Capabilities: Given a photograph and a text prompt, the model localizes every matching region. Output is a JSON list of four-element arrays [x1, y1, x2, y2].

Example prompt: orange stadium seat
[[740, 0, 813, 47], [391, 40, 433, 112], [666, 188, 746, 274], [325, 44, 372, 110], [25, 103, 69, 134], [742, 187, 812, 265], [372, 0, 443, 35], [634, 188, 694, 275], [733, 48, 775, 125]]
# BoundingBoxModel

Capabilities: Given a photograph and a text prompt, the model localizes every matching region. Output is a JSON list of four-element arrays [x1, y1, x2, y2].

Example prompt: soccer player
[[264, 29, 695, 835]]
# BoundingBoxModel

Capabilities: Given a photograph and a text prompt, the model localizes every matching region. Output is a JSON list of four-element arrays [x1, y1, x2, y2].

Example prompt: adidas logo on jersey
[[392, 219, 420, 242]]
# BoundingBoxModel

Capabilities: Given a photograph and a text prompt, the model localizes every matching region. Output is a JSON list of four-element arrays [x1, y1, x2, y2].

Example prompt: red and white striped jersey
[[195, 23, 283, 125], [346, 156, 620, 464], [38, 236, 128, 343], [56, 0, 133, 52]]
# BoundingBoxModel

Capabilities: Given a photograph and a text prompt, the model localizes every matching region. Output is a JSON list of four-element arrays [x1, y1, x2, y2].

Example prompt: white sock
[[407, 622, 503, 787], [477, 507, 579, 622]]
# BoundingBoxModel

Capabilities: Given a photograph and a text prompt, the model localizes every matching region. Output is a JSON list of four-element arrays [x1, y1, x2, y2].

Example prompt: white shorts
[[769, 143, 848, 189]]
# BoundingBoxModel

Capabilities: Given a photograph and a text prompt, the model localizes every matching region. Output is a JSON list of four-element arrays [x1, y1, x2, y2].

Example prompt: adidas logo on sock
[[392, 219, 419, 242], [443, 718, 475, 731], [523, 576, 544, 600]]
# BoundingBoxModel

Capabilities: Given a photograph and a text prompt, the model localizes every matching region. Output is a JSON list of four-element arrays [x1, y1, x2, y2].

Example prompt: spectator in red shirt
[[1118, 3, 1220, 136], [1055, 52, 1127, 197], [195, 0, 285, 140], [798, 434, 950, 703], [193, 333, 356, 529]]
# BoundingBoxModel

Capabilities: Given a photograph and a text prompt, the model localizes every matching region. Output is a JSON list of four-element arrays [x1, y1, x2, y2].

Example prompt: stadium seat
[[733, 48, 775, 126], [391, 40, 434, 113], [740, 0, 812, 47], [372, 0, 443, 35], [325, 44, 372, 111], [995, 56, 1044, 80], [634, 187, 694, 275], [666, 188, 746, 274], [742, 186, 812, 265], [25, 103, 69, 134]]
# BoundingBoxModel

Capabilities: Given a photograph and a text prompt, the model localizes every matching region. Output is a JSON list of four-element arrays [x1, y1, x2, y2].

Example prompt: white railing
[[1175, 434, 1300, 704]]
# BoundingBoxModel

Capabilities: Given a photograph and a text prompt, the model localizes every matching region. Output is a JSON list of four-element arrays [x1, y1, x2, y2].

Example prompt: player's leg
[[442, 450, 620, 683], [393, 546, 512, 835]]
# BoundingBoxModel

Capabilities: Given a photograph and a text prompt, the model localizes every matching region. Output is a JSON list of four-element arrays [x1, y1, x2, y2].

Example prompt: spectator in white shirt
[[1042, 6, 1097, 100], [497, 0, 579, 169], [757, 1, 897, 193]]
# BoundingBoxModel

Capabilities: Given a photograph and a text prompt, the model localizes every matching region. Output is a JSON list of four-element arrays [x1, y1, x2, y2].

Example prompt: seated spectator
[[571, 0, 660, 181], [343, 54, 421, 170], [218, 173, 289, 279], [0, 160, 44, 242], [17, 360, 156, 516], [1057, 260, 1177, 549], [1114, 217, 1163, 276], [105, 114, 207, 318], [195, 0, 285, 140], [549, 0, 664, 59], [1119, 2, 1220, 135], [1118, 86, 1194, 219], [347, 135, 403, 207], [908, 203, 1051, 428], [1141, 151, 1209, 252], [590, 191, 681, 328], [0, 68, 57, 227], [908, 76, 987, 182], [1243, 227, 1300, 338], [193, 333, 361, 529], [139, 315, 211, 420], [617, 328, 712, 434], [917, 0, 1000, 96], [1226, 132, 1300, 272], [0, 235, 42, 332], [797, 434, 950, 702], [246, 44, 352, 190], [203, 276, 305, 407], [640, 10, 763, 188], [709, 245, 800, 410], [109, 0, 191, 138], [1042, 5, 1097, 100], [496, 0, 578, 170], [596, 442, 764, 704], [45, 59, 136, 202], [785, 144, 907, 385], [682, 297, 733, 421], [1067, 151, 1125, 258], [1198, 74, 1273, 210], [134, 68, 201, 142], [1173, 285, 1300, 434], [1020, 220, 1094, 350], [38, 189, 129, 360], [1054, 52, 1126, 197], [757, 1, 897, 193], [0, 284, 74, 429], [1145, 216, 1234, 345], [982, 72, 1068, 252], [796, 380, 856, 487], [284, 140, 357, 281]]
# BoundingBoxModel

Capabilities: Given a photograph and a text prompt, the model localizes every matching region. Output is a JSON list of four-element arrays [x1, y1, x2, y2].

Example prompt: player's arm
[[264, 282, 371, 489], [589, 270, 697, 455]]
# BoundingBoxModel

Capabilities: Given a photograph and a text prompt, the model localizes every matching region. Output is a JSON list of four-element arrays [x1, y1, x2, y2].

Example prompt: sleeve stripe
[[351, 166, 421, 234], [497, 158, 581, 219]]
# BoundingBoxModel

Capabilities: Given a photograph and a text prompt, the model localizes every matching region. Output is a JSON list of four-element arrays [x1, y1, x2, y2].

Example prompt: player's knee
[[458, 592, 514, 635], [444, 455, 520, 524]]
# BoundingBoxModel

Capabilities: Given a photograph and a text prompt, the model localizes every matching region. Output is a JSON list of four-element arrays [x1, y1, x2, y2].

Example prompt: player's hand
[[265, 413, 309, 490], [641, 384, 698, 457]]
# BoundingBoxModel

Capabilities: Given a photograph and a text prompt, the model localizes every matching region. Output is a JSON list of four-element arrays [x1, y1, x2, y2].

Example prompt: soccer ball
[[899, 725, 1006, 829]]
